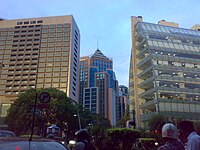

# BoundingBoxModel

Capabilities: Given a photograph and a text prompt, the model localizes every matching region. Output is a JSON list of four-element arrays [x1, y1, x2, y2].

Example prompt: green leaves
[[105, 128, 140, 150], [5, 88, 77, 136]]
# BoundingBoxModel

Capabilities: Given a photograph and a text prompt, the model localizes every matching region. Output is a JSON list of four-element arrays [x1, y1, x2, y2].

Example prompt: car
[[0, 130, 15, 137], [0, 137, 69, 150]]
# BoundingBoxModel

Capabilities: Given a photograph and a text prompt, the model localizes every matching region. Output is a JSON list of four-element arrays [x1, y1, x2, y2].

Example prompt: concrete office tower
[[0, 16, 80, 117], [118, 85, 129, 121], [129, 16, 200, 128], [80, 49, 118, 125]]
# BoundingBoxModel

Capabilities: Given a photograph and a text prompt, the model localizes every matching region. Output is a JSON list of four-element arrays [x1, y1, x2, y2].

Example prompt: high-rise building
[[0, 15, 80, 117], [79, 49, 118, 125], [129, 16, 200, 128], [118, 85, 129, 120]]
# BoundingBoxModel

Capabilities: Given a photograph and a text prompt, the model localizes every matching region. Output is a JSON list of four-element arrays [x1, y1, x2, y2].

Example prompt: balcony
[[137, 66, 153, 79], [136, 47, 148, 59], [139, 87, 158, 98], [137, 55, 152, 69], [141, 112, 158, 121], [140, 99, 157, 109], [138, 76, 155, 88], [154, 65, 200, 74], [158, 86, 200, 95], [157, 75, 200, 84]]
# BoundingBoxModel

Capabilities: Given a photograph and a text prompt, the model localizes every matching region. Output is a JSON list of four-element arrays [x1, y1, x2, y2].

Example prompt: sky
[[1, 0, 200, 86]]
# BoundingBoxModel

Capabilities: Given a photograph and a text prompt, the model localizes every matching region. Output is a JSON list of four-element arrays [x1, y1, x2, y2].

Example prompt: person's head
[[193, 121, 200, 135], [75, 129, 90, 142], [162, 123, 178, 141]]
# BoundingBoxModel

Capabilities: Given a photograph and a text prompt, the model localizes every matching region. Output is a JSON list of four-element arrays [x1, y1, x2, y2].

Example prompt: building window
[[37, 20, 43, 23], [17, 22, 22, 25], [24, 21, 29, 25], [30, 21, 36, 24]]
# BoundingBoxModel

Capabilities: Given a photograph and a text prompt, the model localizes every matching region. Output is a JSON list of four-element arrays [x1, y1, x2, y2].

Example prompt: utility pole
[[71, 99, 81, 130]]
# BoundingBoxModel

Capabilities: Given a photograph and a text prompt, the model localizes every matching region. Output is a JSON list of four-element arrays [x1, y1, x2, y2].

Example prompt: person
[[193, 121, 200, 135], [179, 121, 200, 150], [74, 129, 95, 150], [158, 123, 184, 150]]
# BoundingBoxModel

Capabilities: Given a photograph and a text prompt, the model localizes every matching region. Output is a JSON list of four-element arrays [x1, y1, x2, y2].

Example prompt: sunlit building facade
[[79, 49, 118, 125], [129, 16, 200, 128], [0, 15, 80, 117]]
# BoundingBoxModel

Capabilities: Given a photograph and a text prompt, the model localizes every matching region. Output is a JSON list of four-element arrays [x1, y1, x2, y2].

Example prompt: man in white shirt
[[179, 121, 200, 150], [194, 121, 200, 135]]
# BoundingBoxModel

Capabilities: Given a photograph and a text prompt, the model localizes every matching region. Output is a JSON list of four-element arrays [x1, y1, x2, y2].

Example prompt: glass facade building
[[79, 49, 118, 125], [129, 16, 200, 128]]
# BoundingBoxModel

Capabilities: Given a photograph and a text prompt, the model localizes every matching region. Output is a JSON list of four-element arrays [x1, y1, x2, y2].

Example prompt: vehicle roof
[[0, 130, 15, 133], [0, 137, 55, 142]]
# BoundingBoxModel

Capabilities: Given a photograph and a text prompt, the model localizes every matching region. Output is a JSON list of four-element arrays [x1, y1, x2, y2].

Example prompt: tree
[[115, 113, 130, 128], [148, 114, 166, 133], [5, 88, 77, 136], [105, 128, 140, 150], [88, 114, 111, 150]]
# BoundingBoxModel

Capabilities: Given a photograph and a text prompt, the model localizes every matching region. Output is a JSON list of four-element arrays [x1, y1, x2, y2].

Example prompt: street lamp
[[70, 99, 81, 130]]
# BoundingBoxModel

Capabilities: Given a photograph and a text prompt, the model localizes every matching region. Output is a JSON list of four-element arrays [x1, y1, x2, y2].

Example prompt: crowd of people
[[72, 120, 200, 150], [158, 121, 200, 150]]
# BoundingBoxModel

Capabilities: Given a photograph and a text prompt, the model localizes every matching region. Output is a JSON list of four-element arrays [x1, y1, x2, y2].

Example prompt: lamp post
[[70, 99, 81, 130]]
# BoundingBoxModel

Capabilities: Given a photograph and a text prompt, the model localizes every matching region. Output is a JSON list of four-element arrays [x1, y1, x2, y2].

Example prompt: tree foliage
[[5, 88, 77, 136], [105, 128, 140, 150], [148, 114, 166, 133], [115, 113, 130, 128]]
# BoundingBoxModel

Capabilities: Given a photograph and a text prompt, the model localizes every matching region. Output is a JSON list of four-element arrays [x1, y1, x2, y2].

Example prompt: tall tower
[[79, 49, 118, 125], [129, 16, 200, 128], [118, 85, 129, 121], [0, 15, 80, 116]]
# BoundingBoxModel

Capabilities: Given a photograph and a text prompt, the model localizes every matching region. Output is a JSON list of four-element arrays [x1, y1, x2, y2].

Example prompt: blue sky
[[1, 0, 200, 86]]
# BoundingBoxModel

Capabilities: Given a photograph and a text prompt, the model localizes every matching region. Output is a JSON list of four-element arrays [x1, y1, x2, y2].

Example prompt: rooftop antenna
[[97, 41, 99, 50]]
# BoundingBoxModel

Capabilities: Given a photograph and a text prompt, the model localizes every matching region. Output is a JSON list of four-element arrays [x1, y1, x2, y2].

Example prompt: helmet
[[162, 123, 178, 139], [75, 129, 90, 141]]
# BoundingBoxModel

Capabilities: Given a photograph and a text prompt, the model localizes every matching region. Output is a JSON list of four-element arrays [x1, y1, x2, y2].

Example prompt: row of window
[[6, 77, 34, 81], [138, 22, 200, 37], [41, 32, 70, 38], [40, 42, 69, 48], [71, 31, 79, 96], [15, 25, 41, 29], [37, 78, 68, 83], [10, 52, 38, 57], [40, 47, 69, 52], [39, 56, 69, 62], [13, 38, 40, 43], [40, 51, 69, 57], [147, 39, 200, 52], [42, 24, 70, 29], [17, 20, 43, 25], [13, 34, 40, 38], [153, 59, 200, 69], [14, 29, 40, 33], [0, 31, 14, 36], [42, 28, 70, 33], [37, 84, 67, 92], [38, 66, 68, 73]]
